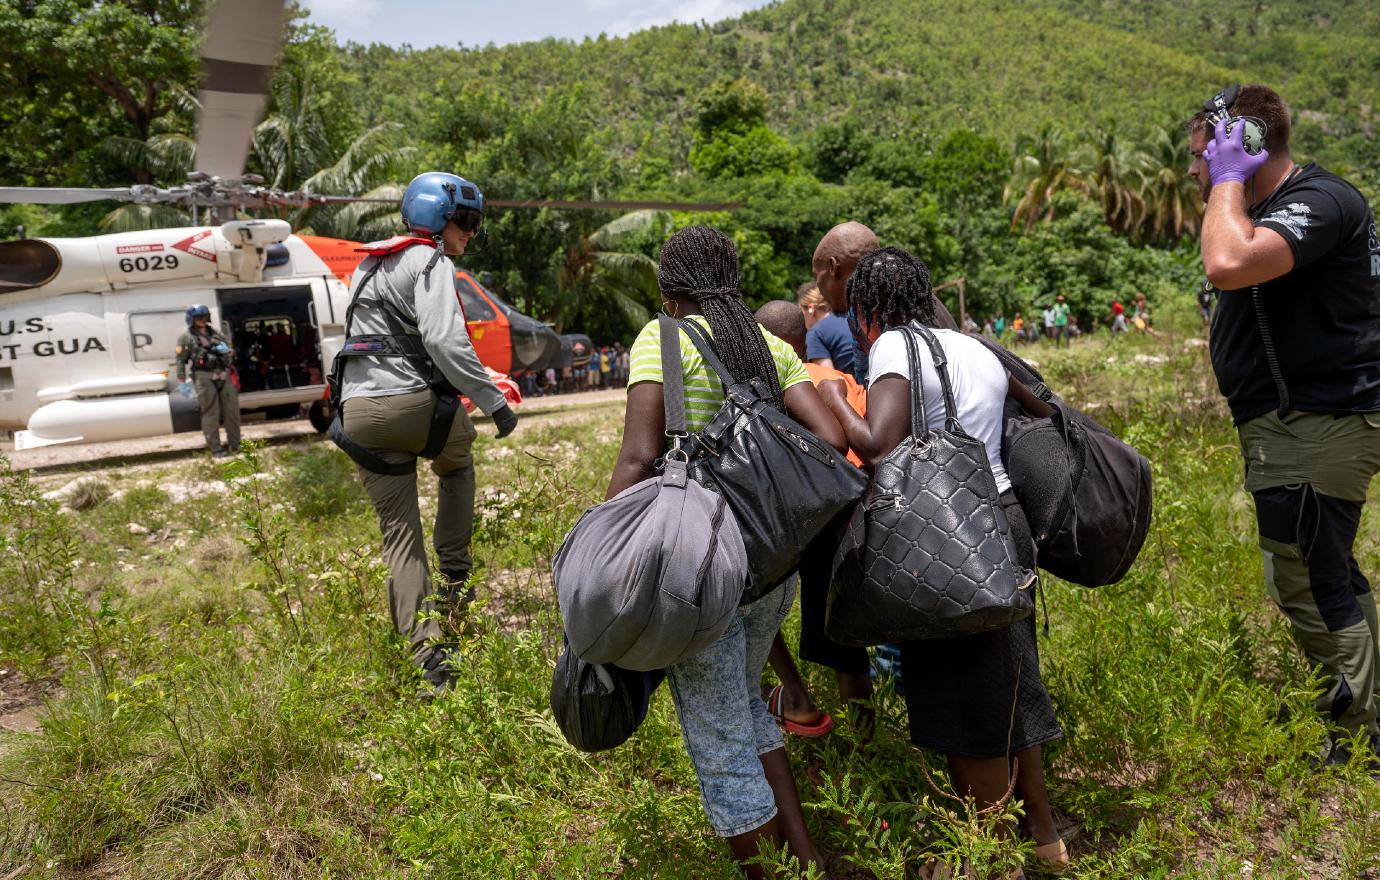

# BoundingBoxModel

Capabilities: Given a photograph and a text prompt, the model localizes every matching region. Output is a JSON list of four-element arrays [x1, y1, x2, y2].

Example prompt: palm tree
[[1136, 125, 1203, 244], [1084, 130, 1145, 236], [289, 122, 415, 240], [251, 67, 333, 192], [556, 210, 669, 333], [99, 132, 197, 230], [1005, 126, 1087, 230]]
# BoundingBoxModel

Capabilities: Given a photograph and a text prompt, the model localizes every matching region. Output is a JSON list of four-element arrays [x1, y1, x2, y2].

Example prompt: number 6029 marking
[[118, 254, 180, 273]]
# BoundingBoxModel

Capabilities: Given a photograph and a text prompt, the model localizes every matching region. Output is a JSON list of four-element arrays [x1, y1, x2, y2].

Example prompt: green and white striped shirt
[[628, 315, 811, 433]]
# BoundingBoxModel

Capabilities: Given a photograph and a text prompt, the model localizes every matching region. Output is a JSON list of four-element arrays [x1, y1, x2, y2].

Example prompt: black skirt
[[898, 494, 1062, 758]]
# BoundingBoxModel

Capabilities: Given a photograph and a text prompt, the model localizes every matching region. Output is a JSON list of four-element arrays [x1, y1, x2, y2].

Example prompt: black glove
[[492, 404, 519, 438]]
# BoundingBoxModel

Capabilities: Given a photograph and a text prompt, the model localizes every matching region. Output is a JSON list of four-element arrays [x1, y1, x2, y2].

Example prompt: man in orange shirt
[[755, 300, 874, 736]]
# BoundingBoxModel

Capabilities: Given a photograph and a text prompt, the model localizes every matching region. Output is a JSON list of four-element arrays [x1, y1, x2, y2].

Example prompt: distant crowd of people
[[976, 291, 1160, 346], [512, 343, 631, 398]]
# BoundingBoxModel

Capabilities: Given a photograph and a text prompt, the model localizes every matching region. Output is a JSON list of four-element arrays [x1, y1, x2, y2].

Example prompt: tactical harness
[[327, 238, 461, 476], [189, 332, 232, 374]]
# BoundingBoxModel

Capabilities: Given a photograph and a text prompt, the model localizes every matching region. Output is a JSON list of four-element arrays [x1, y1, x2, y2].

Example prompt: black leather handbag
[[660, 316, 868, 602], [972, 336, 1152, 587], [826, 323, 1035, 646]]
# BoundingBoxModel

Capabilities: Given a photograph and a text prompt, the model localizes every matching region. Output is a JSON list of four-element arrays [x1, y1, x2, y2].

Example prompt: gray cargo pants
[[1240, 411, 1380, 738], [343, 388, 479, 662], [192, 370, 240, 451]]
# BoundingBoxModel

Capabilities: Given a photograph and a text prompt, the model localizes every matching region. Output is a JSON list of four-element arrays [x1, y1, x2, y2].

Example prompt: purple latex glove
[[1204, 118, 1268, 186]]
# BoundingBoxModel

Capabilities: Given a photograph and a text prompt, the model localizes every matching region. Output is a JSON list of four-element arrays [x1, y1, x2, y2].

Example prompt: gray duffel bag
[[553, 454, 747, 671]]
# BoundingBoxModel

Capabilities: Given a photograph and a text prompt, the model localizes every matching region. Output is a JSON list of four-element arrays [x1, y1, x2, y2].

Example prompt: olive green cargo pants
[[343, 389, 478, 661], [192, 370, 240, 452], [1240, 411, 1380, 737]]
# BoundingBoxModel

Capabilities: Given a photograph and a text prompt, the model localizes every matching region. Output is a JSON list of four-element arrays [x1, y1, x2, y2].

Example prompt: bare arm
[[606, 381, 665, 499], [1200, 182, 1295, 289], [809, 356, 835, 370], [820, 375, 911, 472], [784, 381, 847, 453], [1008, 375, 1054, 417]]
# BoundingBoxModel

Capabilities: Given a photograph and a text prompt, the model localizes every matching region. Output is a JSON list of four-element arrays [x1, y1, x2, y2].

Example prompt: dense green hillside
[[346, 0, 1377, 167], [4, 0, 1377, 340]]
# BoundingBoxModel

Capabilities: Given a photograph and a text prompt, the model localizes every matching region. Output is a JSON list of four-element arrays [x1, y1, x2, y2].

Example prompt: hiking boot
[[211, 446, 231, 458], [420, 644, 460, 693], [439, 570, 477, 613], [1309, 731, 1380, 774]]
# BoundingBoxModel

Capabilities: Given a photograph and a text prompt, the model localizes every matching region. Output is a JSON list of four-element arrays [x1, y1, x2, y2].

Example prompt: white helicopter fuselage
[[0, 219, 350, 449]]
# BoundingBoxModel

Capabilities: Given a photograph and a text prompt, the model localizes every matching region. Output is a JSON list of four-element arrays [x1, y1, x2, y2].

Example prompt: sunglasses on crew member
[[451, 207, 485, 233]]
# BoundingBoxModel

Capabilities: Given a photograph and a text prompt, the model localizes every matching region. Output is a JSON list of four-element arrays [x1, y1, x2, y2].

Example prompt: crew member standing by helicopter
[[175, 304, 240, 457], [329, 172, 518, 692]]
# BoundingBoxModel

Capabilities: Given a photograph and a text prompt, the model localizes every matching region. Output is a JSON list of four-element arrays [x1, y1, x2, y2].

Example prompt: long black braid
[[845, 246, 937, 331], [657, 225, 785, 409]]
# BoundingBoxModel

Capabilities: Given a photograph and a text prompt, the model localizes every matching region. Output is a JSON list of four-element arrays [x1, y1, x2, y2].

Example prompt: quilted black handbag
[[826, 323, 1035, 646], [660, 316, 868, 602]]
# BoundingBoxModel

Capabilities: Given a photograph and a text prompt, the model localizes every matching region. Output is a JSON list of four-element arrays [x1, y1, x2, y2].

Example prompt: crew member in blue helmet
[[328, 171, 519, 691], [175, 304, 239, 457]]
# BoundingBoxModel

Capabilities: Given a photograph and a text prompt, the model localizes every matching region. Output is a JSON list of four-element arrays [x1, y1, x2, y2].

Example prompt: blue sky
[[299, 0, 775, 48]]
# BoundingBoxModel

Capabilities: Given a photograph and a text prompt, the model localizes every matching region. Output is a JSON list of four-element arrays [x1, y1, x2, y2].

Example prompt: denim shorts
[[666, 579, 796, 837]]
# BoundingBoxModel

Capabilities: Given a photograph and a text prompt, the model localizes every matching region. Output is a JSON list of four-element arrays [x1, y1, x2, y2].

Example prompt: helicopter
[[0, 0, 735, 452]]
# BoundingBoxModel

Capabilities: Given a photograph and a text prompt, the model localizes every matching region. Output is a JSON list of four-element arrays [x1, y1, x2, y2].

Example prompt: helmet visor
[[452, 207, 485, 234]]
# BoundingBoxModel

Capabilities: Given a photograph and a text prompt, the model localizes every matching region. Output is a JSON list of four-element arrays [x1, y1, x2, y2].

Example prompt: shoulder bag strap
[[909, 322, 963, 434], [675, 318, 740, 392], [658, 315, 688, 438], [897, 326, 929, 441]]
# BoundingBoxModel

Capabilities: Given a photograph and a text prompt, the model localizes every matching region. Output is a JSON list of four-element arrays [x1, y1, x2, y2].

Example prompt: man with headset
[[1190, 83, 1380, 767], [330, 171, 519, 692]]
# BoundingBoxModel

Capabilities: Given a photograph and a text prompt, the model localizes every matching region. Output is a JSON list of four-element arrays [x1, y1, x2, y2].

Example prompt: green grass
[[1, 328, 1377, 879]]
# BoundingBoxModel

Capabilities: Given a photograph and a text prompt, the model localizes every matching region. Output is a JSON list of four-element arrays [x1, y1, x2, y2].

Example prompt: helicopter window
[[455, 275, 496, 321], [128, 310, 189, 363], [0, 367, 12, 401]]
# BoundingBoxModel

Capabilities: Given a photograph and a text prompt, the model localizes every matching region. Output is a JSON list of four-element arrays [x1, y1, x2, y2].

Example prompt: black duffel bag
[[663, 316, 868, 602], [550, 637, 666, 753], [975, 337, 1153, 587]]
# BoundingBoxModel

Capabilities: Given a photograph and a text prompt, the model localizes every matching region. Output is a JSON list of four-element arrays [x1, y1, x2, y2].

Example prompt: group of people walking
[[982, 298, 1075, 348], [608, 222, 1067, 879], [318, 80, 1377, 878]]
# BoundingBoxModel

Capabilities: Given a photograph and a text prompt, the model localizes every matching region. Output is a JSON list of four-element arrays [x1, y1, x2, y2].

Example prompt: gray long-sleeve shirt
[[340, 244, 507, 415]]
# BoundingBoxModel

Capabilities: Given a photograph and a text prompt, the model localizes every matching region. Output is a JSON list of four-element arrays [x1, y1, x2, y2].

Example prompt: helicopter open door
[[217, 283, 326, 414]]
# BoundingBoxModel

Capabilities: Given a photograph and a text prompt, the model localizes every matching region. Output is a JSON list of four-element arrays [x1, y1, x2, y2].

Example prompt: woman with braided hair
[[817, 247, 1069, 874], [606, 225, 845, 878]]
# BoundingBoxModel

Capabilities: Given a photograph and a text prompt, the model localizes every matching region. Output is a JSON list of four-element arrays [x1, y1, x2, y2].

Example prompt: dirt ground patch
[[0, 668, 57, 757]]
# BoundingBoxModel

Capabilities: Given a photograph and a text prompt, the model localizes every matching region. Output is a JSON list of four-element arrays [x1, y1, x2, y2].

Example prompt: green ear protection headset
[[1203, 84, 1268, 155]]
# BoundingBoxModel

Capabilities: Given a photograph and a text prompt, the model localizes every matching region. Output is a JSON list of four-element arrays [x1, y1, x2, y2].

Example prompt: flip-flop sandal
[[1034, 839, 1069, 873], [765, 684, 834, 737]]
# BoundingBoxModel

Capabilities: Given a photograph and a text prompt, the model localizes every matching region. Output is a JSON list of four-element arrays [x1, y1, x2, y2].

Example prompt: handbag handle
[[898, 324, 931, 441], [906, 322, 965, 435], [658, 314, 689, 441]]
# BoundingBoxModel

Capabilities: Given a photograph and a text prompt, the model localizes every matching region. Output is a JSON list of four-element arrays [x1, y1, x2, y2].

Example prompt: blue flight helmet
[[400, 172, 485, 238], [185, 304, 211, 326]]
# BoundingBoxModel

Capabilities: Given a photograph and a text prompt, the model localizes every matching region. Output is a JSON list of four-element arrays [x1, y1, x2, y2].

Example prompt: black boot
[[420, 644, 459, 693], [439, 570, 476, 613]]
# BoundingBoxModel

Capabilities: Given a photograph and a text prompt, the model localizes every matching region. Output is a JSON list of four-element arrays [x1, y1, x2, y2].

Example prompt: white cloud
[[298, 0, 384, 34], [608, 0, 759, 36]]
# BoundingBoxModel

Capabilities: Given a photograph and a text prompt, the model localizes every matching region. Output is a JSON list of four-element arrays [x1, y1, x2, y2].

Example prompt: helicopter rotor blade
[[0, 187, 139, 205], [278, 196, 742, 212], [194, 0, 289, 181], [487, 199, 740, 211]]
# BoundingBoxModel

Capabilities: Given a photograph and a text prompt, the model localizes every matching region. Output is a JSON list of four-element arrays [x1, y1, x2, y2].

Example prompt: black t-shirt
[[1209, 163, 1380, 425]]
